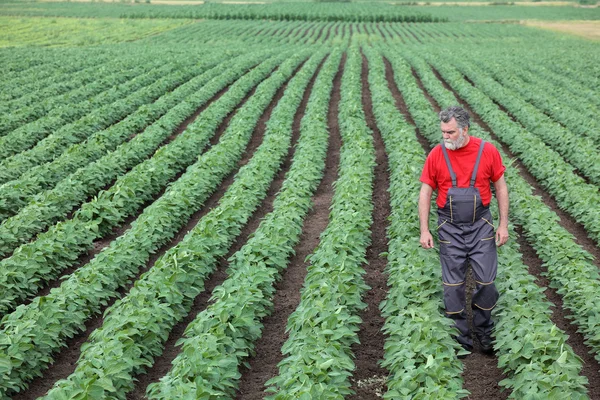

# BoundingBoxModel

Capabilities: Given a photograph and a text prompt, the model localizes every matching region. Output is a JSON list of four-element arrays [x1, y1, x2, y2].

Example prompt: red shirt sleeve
[[488, 144, 506, 182], [420, 148, 438, 189]]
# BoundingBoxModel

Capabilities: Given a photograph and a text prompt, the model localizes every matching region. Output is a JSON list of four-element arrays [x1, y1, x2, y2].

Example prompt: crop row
[[0, 56, 140, 130], [363, 44, 468, 399], [421, 53, 600, 247], [0, 50, 239, 223], [0, 61, 195, 182], [0, 57, 117, 117], [0, 58, 178, 161], [0, 48, 307, 398], [146, 47, 336, 399], [265, 44, 374, 398], [0, 50, 290, 317], [448, 57, 600, 187], [389, 47, 589, 397], [0, 51, 243, 253], [517, 58, 600, 111], [0, 57, 196, 174], [0, 48, 119, 104], [39, 48, 314, 400], [468, 56, 599, 143], [118, 4, 444, 23]]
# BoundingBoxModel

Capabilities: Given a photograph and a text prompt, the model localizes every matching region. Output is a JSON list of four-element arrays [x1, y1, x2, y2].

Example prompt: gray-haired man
[[418, 106, 509, 355]]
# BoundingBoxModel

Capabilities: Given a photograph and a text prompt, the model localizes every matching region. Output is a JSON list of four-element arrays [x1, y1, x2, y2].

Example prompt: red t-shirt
[[420, 137, 505, 208]]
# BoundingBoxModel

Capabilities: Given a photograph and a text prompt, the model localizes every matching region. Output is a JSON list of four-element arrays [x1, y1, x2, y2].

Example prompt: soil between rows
[[9, 63, 275, 400], [346, 52, 391, 400], [234, 53, 344, 400], [126, 59, 310, 398]]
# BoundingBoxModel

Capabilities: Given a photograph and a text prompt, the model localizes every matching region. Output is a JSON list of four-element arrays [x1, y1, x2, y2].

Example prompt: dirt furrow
[[346, 52, 391, 400], [300, 22, 314, 40], [125, 61, 314, 399], [402, 23, 423, 44], [314, 23, 326, 44], [375, 23, 388, 42], [514, 226, 600, 398], [124, 57, 319, 398], [323, 23, 333, 43], [234, 54, 345, 400], [384, 57, 507, 399], [10, 72, 268, 400]]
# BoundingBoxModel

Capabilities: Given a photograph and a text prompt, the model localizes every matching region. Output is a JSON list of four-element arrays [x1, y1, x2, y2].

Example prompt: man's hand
[[420, 231, 434, 249], [496, 225, 509, 247]]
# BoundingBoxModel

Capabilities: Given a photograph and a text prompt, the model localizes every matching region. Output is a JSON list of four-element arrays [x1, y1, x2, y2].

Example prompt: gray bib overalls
[[438, 140, 499, 348]]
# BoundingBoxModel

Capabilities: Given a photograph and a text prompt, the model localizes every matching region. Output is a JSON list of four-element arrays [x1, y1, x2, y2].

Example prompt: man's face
[[441, 118, 468, 150]]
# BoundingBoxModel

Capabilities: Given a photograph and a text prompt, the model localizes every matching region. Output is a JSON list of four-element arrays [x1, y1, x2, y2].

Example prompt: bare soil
[[235, 54, 344, 400], [10, 68, 270, 400], [126, 60, 309, 398], [345, 52, 391, 400]]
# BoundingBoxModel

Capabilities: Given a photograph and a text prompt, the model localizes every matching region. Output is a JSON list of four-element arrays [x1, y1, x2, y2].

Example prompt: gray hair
[[439, 106, 470, 130]]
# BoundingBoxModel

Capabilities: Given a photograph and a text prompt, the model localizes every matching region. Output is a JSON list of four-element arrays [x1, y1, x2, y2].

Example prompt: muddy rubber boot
[[478, 335, 494, 354]]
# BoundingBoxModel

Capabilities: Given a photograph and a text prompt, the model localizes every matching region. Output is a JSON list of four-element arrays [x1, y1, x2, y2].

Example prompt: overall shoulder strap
[[440, 142, 457, 187], [470, 140, 486, 187]]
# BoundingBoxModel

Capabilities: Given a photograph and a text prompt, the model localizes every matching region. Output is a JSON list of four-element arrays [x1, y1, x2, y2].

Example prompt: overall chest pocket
[[448, 188, 479, 224]]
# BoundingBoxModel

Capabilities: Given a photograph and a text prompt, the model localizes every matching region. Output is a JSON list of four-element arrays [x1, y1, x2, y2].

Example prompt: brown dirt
[[314, 23, 326, 44], [420, 63, 600, 397], [126, 60, 309, 399], [384, 56, 508, 399], [514, 225, 600, 398], [375, 23, 388, 42], [345, 52, 391, 400], [9, 70, 268, 400], [291, 23, 303, 39], [21, 70, 243, 303], [382, 58, 430, 151], [403, 23, 423, 44], [323, 23, 333, 42], [429, 66, 600, 266], [234, 54, 344, 400]]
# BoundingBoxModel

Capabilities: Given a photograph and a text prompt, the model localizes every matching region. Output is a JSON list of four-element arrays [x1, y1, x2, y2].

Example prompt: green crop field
[[0, 2, 599, 399]]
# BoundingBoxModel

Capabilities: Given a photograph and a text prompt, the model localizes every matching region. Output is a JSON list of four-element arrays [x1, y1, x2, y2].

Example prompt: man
[[418, 106, 509, 355]]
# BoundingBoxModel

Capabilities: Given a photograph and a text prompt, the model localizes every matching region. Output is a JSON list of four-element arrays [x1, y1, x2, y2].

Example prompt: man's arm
[[493, 174, 509, 246], [419, 183, 434, 249]]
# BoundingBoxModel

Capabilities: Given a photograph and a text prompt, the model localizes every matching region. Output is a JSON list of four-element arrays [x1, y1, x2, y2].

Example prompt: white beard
[[444, 130, 468, 150]]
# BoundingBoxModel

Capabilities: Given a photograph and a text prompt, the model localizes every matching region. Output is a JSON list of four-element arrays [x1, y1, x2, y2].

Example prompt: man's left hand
[[496, 226, 509, 247]]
